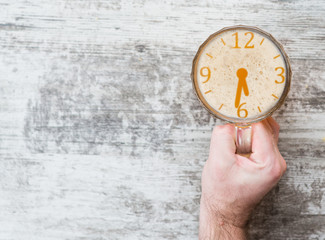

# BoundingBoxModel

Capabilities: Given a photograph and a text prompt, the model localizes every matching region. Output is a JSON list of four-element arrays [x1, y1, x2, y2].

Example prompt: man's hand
[[199, 117, 286, 239]]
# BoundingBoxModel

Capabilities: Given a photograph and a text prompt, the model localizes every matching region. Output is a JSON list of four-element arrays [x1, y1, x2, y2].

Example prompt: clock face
[[192, 26, 291, 123]]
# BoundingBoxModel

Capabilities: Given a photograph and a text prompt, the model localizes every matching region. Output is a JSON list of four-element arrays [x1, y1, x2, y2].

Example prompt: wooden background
[[0, 0, 324, 239]]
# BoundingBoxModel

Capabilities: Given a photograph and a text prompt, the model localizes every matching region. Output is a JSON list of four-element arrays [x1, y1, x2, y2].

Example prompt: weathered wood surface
[[0, 0, 324, 239]]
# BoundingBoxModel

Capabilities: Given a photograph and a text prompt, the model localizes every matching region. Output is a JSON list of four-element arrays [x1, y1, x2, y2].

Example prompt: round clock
[[191, 25, 291, 153]]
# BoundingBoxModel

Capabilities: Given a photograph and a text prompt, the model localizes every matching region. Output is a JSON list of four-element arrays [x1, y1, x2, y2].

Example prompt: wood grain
[[0, 0, 324, 239]]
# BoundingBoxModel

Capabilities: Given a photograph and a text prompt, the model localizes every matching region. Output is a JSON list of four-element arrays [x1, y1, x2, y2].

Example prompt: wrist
[[199, 195, 247, 240]]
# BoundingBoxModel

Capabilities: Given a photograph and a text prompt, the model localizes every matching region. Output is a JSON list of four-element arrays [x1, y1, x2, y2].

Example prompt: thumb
[[208, 124, 236, 167]]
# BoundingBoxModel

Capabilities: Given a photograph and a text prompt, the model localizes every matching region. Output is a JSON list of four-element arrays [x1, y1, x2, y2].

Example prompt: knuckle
[[275, 122, 280, 133], [273, 119, 280, 128], [270, 118, 280, 133], [270, 162, 282, 180], [282, 157, 287, 173]]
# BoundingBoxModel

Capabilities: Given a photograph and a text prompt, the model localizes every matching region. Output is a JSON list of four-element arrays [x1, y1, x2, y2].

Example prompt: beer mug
[[191, 25, 291, 154]]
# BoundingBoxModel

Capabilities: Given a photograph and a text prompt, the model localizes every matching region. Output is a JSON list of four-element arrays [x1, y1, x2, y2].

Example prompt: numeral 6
[[237, 102, 248, 118]]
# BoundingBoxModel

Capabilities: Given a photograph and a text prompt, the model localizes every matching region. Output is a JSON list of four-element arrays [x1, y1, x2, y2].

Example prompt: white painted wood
[[0, 0, 324, 239]]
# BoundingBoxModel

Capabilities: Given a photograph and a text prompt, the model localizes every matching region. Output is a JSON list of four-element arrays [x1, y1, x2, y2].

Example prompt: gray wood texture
[[0, 0, 324, 239]]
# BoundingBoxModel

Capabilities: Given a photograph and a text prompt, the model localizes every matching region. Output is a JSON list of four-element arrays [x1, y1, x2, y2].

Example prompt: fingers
[[266, 117, 280, 143], [210, 124, 236, 153], [251, 119, 277, 160], [207, 118, 284, 173], [250, 117, 286, 179], [266, 117, 286, 176], [208, 124, 236, 166], [207, 119, 286, 187]]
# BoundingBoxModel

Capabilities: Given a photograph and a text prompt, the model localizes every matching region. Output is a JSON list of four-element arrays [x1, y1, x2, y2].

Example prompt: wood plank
[[0, 0, 324, 239]]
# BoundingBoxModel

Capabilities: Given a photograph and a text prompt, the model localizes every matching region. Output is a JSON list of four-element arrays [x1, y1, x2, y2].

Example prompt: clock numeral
[[237, 102, 248, 118], [244, 32, 254, 48], [200, 67, 211, 83], [232, 32, 255, 49], [232, 32, 240, 48], [275, 67, 285, 84]]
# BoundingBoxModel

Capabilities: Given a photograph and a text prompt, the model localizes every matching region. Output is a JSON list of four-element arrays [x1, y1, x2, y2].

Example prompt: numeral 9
[[200, 67, 211, 83]]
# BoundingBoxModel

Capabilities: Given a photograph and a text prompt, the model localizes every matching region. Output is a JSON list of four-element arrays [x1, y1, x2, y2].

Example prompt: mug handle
[[235, 125, 252, 154]]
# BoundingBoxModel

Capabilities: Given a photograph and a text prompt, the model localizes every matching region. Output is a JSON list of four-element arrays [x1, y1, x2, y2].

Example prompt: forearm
[[199, 197, 247, 240]]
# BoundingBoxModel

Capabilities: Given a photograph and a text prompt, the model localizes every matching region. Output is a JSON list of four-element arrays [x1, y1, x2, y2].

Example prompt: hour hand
[[242, 77, 249, 97]]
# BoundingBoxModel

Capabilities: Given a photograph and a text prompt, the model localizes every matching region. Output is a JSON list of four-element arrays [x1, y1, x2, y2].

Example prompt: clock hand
[[242, 76, 249, 97], [235, 68, 249, 108], [235, 79, 242, 108]]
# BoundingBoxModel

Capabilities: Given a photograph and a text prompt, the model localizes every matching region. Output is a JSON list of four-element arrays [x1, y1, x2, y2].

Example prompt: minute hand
[[235, 68, 249, 108]]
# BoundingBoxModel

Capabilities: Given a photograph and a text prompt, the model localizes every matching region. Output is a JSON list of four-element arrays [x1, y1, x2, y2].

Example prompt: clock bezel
[[191, 25, 292, 125]]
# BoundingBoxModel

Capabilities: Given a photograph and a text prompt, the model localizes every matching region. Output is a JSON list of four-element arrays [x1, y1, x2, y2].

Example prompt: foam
[[196, 28, 287, 121]]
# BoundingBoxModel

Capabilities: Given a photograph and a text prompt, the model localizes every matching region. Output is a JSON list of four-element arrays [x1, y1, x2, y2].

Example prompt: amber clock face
[[192, 26, 291, 124]]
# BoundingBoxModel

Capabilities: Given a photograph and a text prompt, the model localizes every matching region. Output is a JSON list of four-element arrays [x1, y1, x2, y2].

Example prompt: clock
[[191, 25, 291, 124], [191, 26, 291, 153]]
